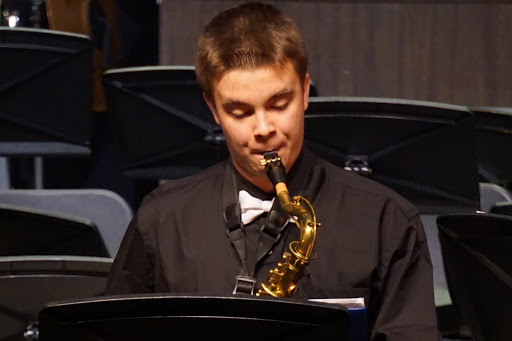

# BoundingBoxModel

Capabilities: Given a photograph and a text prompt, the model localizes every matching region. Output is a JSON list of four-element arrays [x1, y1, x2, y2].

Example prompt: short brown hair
[[195, 2, 308, 98]]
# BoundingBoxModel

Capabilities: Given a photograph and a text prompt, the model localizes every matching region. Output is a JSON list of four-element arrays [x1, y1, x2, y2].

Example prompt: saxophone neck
[[261, 150, 317, 240]]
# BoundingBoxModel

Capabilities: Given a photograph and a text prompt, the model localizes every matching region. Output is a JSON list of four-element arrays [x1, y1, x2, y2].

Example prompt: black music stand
[[491, 202, 512, 217], [38, 294, 352, 341], [103, 66, 229, 181], [0, 27, 93, 188], [0, 203, 109, 257], [437, 213, 512, 341], [469, 106, 512, 191], [304, 97, 480, 214], [0, 256, 111, 341]]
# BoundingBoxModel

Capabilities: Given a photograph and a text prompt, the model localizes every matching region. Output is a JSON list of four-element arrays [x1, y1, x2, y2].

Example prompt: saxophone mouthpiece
[[260, 151, 280, 167], [261, 151, 286, 188]]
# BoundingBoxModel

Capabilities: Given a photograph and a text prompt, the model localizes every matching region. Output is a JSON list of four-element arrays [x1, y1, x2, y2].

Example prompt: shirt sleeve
[[369, 204, 442, 341], [104, 205, 157, 295]]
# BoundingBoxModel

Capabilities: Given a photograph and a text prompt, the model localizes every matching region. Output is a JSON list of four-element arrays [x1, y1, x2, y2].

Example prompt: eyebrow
[[221, 89, 295, 109], [221, 101, 251, 114], [269, 89, 294, 101]]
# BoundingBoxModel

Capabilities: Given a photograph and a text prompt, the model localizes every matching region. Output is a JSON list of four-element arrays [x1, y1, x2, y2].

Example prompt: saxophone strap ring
[[233, 275, 257, 295]]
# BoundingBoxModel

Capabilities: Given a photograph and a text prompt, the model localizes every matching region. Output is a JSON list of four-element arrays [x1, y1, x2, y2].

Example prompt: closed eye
[[271, 101, 290, 110], [223, 103, 253, 118], [229, 110, 252, 118], [268, 91, 293, 111]]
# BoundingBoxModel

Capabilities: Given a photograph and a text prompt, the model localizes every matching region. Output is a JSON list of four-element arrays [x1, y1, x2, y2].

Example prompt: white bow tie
[[238, 190, 275, 225]]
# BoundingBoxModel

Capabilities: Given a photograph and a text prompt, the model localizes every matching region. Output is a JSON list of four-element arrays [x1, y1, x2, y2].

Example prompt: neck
[[236, 171, 274, 193], [249, 175, 274, 193]]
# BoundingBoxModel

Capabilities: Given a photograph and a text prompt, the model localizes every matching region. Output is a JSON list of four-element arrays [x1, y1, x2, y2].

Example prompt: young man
[[106, 2, 441, 340]]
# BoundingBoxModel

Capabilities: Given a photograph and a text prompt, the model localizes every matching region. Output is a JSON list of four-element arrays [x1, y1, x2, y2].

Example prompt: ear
[[302, 73, 311, 111], [204, 92, 220, 125]]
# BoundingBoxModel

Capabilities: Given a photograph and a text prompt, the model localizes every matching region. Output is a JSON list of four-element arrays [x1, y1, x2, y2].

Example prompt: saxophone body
[[256, 152, 320, 297]]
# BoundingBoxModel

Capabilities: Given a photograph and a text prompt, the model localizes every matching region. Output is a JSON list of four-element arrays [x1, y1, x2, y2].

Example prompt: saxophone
[[256, 151, 320, 297]]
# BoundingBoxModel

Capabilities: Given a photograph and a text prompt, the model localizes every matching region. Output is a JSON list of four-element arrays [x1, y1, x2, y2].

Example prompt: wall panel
[[160, 1, 512, 107]]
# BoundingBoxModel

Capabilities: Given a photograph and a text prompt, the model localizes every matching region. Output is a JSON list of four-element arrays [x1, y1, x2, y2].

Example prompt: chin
[[240, 160, 266, 179]]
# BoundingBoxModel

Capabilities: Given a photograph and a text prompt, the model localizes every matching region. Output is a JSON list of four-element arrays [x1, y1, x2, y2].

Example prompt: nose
[[253, 110, 276, 138]]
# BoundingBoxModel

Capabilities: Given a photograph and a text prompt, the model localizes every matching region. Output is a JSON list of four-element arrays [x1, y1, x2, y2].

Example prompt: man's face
[[205, 61, 310, 191]]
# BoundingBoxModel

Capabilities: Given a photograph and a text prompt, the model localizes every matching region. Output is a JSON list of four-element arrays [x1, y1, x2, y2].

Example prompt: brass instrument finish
[[257, 151, 320, 297]]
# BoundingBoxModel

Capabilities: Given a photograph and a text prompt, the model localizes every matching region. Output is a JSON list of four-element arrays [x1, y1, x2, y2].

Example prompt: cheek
[[222, 122, 249, 147], [281, 109, 304, 137]]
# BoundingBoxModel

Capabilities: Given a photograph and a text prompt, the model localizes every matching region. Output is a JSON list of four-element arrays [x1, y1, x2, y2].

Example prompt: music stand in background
[[469, 107, 512, 191], [38, 294, 352, 341], [491, 202, 512, 217], [0, 203, 109, 258], [0, 27, 93, 188], [103, 66, 229, 181], [0, 256, 111, 341], [304, 97, 481, 337], [304, 97, 481, 214], [437, 213, 512, 341]]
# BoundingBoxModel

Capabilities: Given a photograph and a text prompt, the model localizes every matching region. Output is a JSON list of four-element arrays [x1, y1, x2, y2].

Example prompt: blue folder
[[348, 307, 367, 341]]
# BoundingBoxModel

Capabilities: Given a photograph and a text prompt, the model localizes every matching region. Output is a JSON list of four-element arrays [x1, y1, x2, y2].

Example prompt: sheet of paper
[[309, 297, 365, 309]]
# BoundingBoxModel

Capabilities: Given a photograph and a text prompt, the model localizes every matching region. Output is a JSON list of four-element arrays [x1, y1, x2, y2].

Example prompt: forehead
[[212, 62, 301, 102]]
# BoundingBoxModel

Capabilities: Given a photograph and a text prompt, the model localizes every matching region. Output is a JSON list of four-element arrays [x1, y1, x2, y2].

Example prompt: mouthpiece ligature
[[261, 151, 286, 187]]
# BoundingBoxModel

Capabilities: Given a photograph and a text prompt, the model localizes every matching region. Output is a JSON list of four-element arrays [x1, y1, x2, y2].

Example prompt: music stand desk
[[103, 66, 228, 180], [0, 28, 93, 188], [437, 213, 512, 341], [0, 255, 112, 341], [469, 106, 512, 190], [305, 97, 481, 214], [39, 294, 356, 341]]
